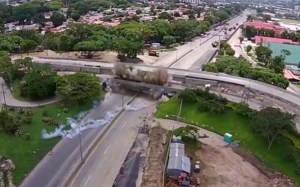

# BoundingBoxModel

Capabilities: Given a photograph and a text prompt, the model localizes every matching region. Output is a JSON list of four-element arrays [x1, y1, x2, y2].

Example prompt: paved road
[[69, 97, 155, 187], [30, 57, 300, 107], [20, 92, 134, 187], [170, 12, 248, 69], [0, 77, 59, 107]]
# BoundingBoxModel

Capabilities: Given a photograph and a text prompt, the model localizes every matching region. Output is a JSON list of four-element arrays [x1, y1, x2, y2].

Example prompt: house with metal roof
[[167, 142, 191, 177]]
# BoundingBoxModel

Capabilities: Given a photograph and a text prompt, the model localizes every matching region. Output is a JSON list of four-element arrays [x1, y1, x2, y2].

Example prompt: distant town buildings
[[180, 0, 203, 5]]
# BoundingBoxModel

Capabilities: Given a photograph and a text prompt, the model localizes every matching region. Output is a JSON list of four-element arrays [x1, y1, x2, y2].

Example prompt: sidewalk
[[0, 77, 59, 107]]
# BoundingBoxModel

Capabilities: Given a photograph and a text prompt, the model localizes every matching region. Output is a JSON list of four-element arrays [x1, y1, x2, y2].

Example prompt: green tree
[[20, 39, 38, 52], [270, 55, 285, 74], [0, 109, 21, 135], [74, 40, 106, 59], [71, 11, 81, 21], [158, 12, 172, 20], [50, 11, 66, 27], [56, 72, 102, 104], [298, 62, 300, 69], [21, 64, 57, 100], [253, 107, 296, 151], [113, 38, 143, 60], [246, 45, 252, 53], [58, 34, 75, 51], [255, 45, 273, 66], [163, 35, 175, 48]]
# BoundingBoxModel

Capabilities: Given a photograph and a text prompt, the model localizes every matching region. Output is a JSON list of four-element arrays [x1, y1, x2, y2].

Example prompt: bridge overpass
[[33, 57, 300, 109]]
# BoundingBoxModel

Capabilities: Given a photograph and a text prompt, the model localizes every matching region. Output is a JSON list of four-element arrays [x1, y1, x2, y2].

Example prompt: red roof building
[[253, 36, 299, 45], [284, 69, 300, 82], [244, 20, 286, 36]]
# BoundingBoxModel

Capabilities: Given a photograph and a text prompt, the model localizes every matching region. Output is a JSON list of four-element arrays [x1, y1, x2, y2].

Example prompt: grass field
[[280, 18, 300, 25], [0, 102, 92, 185], [156, 97, 300, 185]]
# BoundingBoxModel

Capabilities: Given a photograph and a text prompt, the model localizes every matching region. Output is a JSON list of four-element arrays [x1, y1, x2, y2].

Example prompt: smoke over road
[[41, 96, 152, 139]]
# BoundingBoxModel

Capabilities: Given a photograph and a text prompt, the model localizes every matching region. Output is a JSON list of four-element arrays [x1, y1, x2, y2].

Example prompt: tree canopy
[[202, 56, 289, 88], [56, 72, 102, 104], [253, 107, 296, 151]]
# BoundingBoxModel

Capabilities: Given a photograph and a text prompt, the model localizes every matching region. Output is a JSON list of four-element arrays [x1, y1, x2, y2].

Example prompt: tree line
[[0, 52, 102, 103], [202, 56, 289, 88]]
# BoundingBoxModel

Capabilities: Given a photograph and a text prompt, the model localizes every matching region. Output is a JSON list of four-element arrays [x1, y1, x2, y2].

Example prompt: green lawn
[[0, 102, 93, 185], [156, 97, 300, 185]]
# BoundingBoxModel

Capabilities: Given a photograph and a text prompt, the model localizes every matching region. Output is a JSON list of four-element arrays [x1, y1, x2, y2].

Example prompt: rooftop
[[244, 20, 285, 34], [283, 69, 300, 80], [253, 36, 299, 45]]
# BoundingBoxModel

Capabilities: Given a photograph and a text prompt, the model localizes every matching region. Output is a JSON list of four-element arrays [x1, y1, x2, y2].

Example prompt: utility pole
[[2, 83, 7, 109], [78, 125, 84, 163], [121, 95, 124, 110]]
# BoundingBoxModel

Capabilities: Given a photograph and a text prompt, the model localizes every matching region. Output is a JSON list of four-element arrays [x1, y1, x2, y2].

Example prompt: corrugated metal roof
[[169, 143, 185, 158], [167, 156, 191, 174]]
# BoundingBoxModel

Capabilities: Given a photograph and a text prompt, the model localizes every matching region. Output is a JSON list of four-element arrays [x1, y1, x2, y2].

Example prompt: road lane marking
[[84, 175, 91, 187], [121, 121, 127, 129], [104, 145, 111, 154]]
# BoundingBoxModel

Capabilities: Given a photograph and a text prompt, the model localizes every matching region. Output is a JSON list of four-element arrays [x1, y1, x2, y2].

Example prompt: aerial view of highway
[[1, 1, 300, 187]]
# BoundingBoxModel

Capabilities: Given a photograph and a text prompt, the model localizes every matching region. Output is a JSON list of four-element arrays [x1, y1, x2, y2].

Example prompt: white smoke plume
[[42, 107, 121, 139]]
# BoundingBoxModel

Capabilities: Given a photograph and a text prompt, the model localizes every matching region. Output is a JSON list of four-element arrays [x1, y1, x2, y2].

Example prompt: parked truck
[[148, 50, 159, 57]]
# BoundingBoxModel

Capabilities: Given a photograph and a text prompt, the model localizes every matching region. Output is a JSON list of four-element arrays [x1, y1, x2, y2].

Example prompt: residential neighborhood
[[0, 0, 300, 187]]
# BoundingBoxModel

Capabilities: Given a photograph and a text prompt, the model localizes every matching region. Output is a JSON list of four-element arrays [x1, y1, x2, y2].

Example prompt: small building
[[244, 20, 286, 37], [167, 142, 191, 177], [284, 69, 300, 83], [253, 36, 299, 45]]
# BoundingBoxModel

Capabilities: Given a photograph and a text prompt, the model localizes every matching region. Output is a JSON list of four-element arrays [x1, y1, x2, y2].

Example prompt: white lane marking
[[121, 121, 127, 129], [104, 144, 111, 154], [84, 175, 91, 186]]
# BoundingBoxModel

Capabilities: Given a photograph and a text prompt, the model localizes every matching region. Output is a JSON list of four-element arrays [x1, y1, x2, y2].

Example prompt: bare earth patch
[[197, 143, 268, 187], [154, 119, 295, 187], [141, 124, 169, 187]]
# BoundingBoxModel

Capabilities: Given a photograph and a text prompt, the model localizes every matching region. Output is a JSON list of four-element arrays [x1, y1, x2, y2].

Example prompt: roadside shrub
[[234, 102, 256, 118], [42, 110, 49, 117], [178, 89, 197, 102], [21, 116, 33, 125], [202, 56, 289, 89], [295, 160, 300, 176], [284, 144, 296, 161]]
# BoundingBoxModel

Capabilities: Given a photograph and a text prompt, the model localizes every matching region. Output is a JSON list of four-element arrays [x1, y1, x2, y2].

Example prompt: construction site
[[140, 118, 296, 187]]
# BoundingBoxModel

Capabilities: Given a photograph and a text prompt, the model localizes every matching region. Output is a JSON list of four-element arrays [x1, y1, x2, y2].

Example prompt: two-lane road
[[69, 97, 156, 187], [20, 93, 134, 187]]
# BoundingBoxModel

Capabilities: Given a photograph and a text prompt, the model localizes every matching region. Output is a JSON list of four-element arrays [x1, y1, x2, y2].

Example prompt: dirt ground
[[140, 124, 169, 187], [11, 50, 159, 64], [152, 119, 295, 187], [197, 144, 268, 187]]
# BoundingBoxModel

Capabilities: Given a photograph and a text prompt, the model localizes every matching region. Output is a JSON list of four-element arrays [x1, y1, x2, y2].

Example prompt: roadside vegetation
[[0, 102, 93, 185], [202, 56, 289, 88], [0, 2, 245, 61], [156, 89, 300, 185]]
